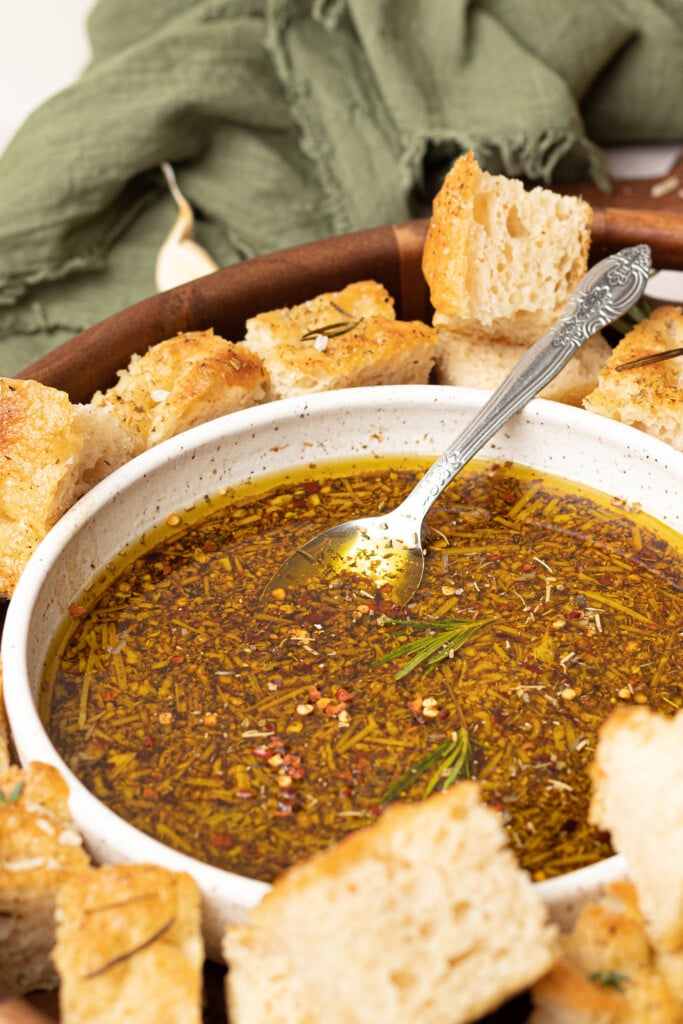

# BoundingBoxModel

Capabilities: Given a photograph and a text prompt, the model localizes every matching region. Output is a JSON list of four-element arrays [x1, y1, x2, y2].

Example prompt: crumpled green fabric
[[0, 0, 681, 376]]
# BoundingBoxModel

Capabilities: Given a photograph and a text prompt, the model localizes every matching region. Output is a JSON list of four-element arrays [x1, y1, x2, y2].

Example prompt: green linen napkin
[[0, 0, 681, 377]]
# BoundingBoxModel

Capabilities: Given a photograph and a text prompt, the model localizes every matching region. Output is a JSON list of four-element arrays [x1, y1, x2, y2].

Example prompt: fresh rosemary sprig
[[374, 616, 490, 681], [301, 301, 361, 340], [381, 728, 472, 805], [610, 294, 652, 338]]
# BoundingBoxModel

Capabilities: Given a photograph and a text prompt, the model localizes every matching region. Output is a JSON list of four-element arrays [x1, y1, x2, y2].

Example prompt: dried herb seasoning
[[40, 458, 683, 884]]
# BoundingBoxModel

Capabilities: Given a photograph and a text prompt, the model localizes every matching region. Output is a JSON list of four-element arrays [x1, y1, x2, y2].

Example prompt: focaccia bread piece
[[91, 329, 266, 453], [583, 305, 683, 450], [423, 151, 592, 344], [530, 881, 681, 1023], [0, 378, 135, 600], [0, 761, 90, 996], [244, 279, 436, 400], [245, 279, 396, 351], [247, 314, 438, 400], [434, 325, 611, 406], [53, 863, 203, 1024], [589, 707, 683, 1003], [224, 782, 558, 1024]]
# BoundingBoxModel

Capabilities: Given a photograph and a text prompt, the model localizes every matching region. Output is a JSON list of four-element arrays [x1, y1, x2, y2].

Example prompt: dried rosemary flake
[[80, 916, 176, 979], [301, 318, 361, 341], [616, 346, 683, 371]]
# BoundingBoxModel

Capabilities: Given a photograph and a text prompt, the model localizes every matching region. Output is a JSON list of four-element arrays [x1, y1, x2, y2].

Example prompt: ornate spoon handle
[[397, 243, 652, 520]]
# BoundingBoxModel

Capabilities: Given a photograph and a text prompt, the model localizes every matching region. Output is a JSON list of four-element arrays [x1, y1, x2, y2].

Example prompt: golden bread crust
[[92, 329, 266, 451], [583, 306, 683, 450], [0, 379, 82, 598], [53, 863, 203, 1023], [247, 314, 437, 400], [0, 761, 90, 996], [245, 279, 396, 348]]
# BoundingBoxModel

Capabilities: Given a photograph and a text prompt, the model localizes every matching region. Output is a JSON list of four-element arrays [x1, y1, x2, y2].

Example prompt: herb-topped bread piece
[[244, 279, 438, 400], [0, 761, 91, 996], [53, 863, 204, 1024], [530, 880, 680, 1023], [91, 328, 267, 454], [224, 782, 558, 1024], [422, 150, 593, 345], [583, 305, 683, 450], [589, 707, 683, 1003]]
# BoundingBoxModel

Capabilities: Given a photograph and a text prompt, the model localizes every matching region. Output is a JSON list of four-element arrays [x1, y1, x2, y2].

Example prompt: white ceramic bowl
[[3, 385, 682, 956]]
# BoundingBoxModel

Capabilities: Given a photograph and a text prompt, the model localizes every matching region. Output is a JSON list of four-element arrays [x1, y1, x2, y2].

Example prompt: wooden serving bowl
[[16, 205, 683, 401]]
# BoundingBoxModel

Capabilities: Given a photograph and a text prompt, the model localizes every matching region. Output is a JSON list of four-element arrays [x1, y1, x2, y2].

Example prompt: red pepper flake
[[142, 734, 155, 749], [235, 789, 255, 800], [170, 654, 185, 664], [209, 830, 235, 847], [102, 689, 118, 702], [308, 685, 322, 700], [68, 604, 88, 618], [407, 697, 423, 716], [567, 609, 583, 619], [141, 786, 159, 800], [251, 746, 275, 760], [335, 686, 354, 703]]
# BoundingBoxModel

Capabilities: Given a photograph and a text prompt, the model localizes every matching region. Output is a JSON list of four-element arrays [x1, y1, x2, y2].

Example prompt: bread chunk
[[248, 314, 437, 400], [224, 782, 558, 1024], [530, 881, 681, 1023], [0, 761, 90, 996], [589, 707, 683, 1002], [91, 329, 266, 453], [0, 378, 134, 599], [423, 151, 592, 344], [583, 306, 683, 450], [244, 279, 436, 400], [245, 279, 396, 350], [434, 322, 611, 406], [53, 863, 203, 1024]]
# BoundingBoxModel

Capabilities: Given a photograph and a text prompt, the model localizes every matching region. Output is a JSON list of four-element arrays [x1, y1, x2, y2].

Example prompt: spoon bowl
[[266, 244, 652, 605]]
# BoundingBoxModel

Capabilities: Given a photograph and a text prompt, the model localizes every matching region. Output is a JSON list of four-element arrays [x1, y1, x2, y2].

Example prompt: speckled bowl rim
[[3, 385, 682, 955]]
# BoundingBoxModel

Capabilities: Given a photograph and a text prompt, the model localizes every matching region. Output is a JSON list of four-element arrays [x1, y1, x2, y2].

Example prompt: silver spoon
[[265, 244, 652, 606]]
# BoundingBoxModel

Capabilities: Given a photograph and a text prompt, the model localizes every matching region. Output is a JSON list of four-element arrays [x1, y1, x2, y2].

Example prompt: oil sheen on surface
[[40, 458, 683, 883]]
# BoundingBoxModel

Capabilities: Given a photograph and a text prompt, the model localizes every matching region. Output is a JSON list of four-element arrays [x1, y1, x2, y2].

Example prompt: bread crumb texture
[[0, 377, 133, 599], [53, 863, 204, 1024], [422, 151, 592, 344], [0, 761, 90, 996], [224, 782, 558, 1024], [583, 306, 683, 450]]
